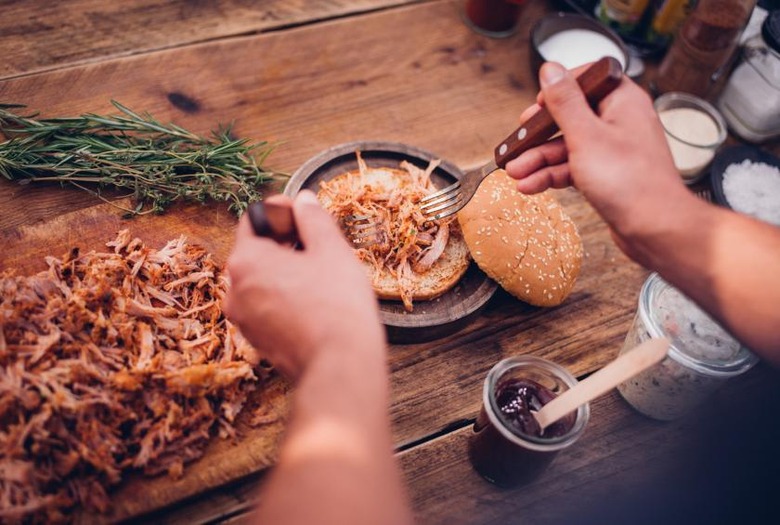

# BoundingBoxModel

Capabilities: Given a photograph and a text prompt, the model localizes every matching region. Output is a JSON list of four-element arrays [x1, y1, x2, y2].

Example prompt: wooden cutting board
[[0, 199, 292, 523]]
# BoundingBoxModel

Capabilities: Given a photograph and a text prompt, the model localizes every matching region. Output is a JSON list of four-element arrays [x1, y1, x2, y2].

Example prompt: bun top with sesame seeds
[[457, 169, 582, 307]]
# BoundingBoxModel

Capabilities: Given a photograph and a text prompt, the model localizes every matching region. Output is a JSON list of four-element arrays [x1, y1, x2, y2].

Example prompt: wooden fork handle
[[493, 56, 623, 168], [248, 200, 298, 245]]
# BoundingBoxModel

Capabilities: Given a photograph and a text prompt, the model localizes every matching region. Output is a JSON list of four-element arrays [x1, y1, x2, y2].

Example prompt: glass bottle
[[718, 10, 780, 142], [597, 0, 653, 35], [652, 0, 758, 98], [461, 0, 524, 38]]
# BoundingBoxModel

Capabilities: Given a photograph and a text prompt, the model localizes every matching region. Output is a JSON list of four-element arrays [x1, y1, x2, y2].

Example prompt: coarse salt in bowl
[[710, 145, 780, 227], [722, 159, 780, 226]]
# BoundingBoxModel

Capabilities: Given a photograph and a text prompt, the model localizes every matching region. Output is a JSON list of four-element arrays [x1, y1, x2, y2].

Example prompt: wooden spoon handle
[[493, 56, 623, 168], [534, 338, 669, 431]]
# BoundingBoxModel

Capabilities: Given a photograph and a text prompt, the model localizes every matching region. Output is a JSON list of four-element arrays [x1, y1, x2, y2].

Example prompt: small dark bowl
[[710, 145, 780, 210], [530, 12, 629, 81]]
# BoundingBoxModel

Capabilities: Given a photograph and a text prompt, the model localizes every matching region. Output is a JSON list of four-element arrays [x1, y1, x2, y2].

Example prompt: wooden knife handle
[[248, 200, 298, 245], [493, 56, 623, 168]]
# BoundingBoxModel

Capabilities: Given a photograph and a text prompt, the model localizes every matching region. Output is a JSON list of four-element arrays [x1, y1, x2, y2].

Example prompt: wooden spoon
[[534, 338, 670, 432]]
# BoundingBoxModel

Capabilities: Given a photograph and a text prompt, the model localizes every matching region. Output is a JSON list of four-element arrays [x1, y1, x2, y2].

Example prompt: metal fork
[[248, 201, 380, 248], [419, 56, 624, 221], [693, 187, 713, 202], [339, 214, 384, 247]]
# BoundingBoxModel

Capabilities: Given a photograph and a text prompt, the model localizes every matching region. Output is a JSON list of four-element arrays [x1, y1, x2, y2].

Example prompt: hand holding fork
[[419, 56, 624, 221]]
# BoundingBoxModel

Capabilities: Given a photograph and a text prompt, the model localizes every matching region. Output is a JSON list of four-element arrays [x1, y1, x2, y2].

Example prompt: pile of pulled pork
[[0, 230, 262, 523], [318, 153, 456, 311]]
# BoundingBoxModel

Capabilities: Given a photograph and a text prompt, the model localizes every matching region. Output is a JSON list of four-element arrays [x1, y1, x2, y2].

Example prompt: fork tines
[[419, 181, 464, 221], [341, 214, 382, 247]]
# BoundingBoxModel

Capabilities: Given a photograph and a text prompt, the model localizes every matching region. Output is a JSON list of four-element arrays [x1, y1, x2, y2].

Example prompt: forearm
[[619, 193, 780, 364], [252, 336, 413, 525]]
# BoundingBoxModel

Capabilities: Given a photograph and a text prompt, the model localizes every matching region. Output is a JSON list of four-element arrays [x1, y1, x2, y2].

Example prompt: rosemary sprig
[[0, 101, 286, 216]]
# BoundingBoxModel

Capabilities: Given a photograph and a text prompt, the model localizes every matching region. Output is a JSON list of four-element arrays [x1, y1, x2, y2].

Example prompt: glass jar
[[654, 92, 727, 184], [652, 0, 757, 98], [718, 10, 780, 142], [468, 356, 589, 487], [461, 0, 524, 38], [597, 0, 653, 35], [617, 273, 758, 421]]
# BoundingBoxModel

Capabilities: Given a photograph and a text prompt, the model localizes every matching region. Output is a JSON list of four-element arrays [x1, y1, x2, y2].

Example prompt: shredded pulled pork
[[0, 230, 263, 523], [318, 152, 455, 311]]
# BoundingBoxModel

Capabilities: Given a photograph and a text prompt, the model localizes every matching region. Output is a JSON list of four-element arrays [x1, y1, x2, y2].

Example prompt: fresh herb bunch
[[0, 101, 285, 216]]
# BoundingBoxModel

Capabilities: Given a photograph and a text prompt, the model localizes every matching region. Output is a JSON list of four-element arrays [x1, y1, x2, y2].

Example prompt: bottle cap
[[762, 10, 780, 53]]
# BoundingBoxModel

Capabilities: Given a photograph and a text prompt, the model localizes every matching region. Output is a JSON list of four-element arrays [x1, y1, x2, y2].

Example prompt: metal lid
[[762, 10, 780, 53], [639, 273, 758, 377]]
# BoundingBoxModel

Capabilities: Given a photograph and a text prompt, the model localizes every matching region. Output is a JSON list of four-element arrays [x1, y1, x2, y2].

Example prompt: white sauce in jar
[[537, 29, 627, 70], [617, 274, 757, 420], [658, 108, 721, 181]]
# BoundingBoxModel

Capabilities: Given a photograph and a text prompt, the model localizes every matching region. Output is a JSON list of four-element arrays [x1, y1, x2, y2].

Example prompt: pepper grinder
[[652, 0, 758, 99]]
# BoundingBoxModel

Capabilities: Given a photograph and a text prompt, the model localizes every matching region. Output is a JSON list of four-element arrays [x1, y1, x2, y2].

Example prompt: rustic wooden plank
[[386, 185, 647, 449], [0, 0, 422, 79], [0, 185, 643, 441], [399, 365, 780, 524], [148, 364, 780, 524], [0, 0, 550, 229]]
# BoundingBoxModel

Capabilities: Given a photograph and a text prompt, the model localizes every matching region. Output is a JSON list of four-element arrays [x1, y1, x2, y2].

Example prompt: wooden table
[[2, 1, 779, 523]]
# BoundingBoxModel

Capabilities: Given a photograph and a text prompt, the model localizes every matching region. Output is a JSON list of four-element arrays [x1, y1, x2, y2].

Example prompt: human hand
[[225, 191, 385, 380], [504, 62, 695, 252]]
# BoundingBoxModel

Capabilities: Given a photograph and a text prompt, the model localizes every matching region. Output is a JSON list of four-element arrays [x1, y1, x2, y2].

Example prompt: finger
[[535, 62, 595, 107], [228, 214, 282, 276], [519, 103, 541, 124], [538, 62, 601, 141], [596, 76, 654, 123], [265, 193, 293, 206], [292, 190, 351, 253], [504, 137, 568, 180], [515, 164, 573, 194]]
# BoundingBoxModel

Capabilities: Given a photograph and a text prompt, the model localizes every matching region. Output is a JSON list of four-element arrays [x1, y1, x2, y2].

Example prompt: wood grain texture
[[0, 0, 546, 229], [8, 0, 778, 522], [0, 0, 421, 79], [149, 364, 780, 524]]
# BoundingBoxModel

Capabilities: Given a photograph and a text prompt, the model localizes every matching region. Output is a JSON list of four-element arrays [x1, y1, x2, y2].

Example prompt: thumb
[[292, 190, 351, 253], [539, 62, 600, 142]]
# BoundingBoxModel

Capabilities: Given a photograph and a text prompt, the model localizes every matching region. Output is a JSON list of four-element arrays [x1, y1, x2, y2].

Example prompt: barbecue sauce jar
[[468, 356, 589, 487], [652, 0, 757, 98], [462, 0, 525, 38]]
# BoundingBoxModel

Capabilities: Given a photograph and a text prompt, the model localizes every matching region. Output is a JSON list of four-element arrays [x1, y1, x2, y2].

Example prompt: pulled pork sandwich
[[0, 230, 265, 523], [457, 170, 583, 307], [317, 152, 470, 311]]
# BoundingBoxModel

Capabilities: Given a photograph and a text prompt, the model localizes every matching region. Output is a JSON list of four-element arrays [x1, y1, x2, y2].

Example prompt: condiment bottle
[[461, 0, 525, 38], [645, 0, 693, 45], [652, 0, 758, 99], [597, 0, 653, 35], [718, 10, 780, 142]]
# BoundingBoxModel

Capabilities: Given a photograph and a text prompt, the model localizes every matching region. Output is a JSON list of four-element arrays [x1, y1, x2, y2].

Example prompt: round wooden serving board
[[284, 141, 498, 344]]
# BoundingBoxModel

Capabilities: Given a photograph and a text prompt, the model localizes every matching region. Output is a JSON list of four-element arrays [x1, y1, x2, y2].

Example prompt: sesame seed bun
[[457, 170, 582, 307]]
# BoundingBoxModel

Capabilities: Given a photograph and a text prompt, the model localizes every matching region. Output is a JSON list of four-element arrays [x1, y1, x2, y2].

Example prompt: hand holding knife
[[248, 199, 298, 245]]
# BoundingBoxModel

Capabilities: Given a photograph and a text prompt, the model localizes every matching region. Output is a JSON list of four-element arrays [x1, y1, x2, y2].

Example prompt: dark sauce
[[496, 379, 573, 439], [468, 379, 576, 487], [464, 0, 520, 35]]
